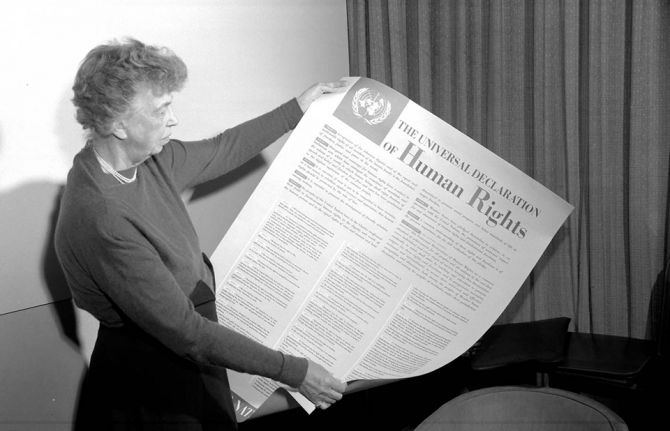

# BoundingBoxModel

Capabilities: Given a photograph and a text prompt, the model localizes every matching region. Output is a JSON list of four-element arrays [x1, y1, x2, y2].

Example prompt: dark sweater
[[55, 99, 308, 388]]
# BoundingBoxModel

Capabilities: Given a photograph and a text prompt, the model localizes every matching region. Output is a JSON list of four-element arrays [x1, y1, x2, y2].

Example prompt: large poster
[[210, 77, 573, 420]]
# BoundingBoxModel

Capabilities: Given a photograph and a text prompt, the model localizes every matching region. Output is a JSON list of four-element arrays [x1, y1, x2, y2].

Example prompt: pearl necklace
[[93, 148, 137, 184]]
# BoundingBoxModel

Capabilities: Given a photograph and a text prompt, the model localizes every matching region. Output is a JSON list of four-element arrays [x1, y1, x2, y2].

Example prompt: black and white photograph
[[0, 1, 668, 430]]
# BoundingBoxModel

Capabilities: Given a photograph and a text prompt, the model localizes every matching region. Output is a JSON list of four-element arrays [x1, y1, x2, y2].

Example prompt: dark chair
[[551, 331, 656, 389], [468, 317, 657, 391], [466, 257, 669, 429], [468, 317, 571, 386], [414, 386, 628, 430]]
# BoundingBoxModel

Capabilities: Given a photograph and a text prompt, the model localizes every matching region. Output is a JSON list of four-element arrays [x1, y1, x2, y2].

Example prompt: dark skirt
[[74, 256, 236, 430], [74, 322, 237, 431]]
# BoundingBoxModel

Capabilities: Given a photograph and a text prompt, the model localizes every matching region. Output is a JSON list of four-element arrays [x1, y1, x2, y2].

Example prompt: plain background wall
[[0, 1, 349, 429]]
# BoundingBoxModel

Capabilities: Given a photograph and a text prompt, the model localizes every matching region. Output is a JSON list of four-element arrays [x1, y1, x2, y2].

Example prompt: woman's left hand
[[296, 80, 348, 113]]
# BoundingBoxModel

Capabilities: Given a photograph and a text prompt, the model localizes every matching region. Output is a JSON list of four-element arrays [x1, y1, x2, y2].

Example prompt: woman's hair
[[72, 38, 187, 138]]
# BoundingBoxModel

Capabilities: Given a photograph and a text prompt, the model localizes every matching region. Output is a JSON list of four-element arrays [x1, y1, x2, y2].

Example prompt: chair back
[[415, 386, 628, 431]]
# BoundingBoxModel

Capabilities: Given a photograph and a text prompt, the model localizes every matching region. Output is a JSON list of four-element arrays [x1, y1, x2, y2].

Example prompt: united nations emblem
[[352, 88, 392, 125]]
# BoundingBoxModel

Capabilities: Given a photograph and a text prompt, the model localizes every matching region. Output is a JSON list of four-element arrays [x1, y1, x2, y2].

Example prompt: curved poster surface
[[211, 77, 573, 421]]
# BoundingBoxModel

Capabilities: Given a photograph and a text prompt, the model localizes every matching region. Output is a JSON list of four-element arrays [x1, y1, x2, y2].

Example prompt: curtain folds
[[346, 0, 670, 338]]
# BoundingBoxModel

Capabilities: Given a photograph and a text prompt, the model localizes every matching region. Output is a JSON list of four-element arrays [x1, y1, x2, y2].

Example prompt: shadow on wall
[[0, 182, 80, 348], [0, 85, 85, 345]]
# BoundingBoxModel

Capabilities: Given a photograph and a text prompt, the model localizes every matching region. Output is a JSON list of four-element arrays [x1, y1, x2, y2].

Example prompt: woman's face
[[120, 87, 178, 165]]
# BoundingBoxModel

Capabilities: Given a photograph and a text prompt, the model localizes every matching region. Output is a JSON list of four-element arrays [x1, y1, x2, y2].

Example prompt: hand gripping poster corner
[[210, 77, 574, 422]]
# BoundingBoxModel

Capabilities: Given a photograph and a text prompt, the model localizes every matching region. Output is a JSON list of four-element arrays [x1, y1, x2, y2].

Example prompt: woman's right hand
[[297, 359, 347, 410]]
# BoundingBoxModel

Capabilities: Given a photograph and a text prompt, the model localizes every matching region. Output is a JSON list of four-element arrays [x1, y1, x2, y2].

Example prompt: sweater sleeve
[[163, 98, 303, 192], [82, 208, 307, 387]]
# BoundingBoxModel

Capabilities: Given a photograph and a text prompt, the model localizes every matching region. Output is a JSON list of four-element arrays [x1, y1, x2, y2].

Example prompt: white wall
[[0, 1, 348, 428], [0, 0, 349, 313]]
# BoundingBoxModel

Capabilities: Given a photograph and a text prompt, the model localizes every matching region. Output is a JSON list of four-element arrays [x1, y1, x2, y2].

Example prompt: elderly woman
[[55, 38, 346, 430]]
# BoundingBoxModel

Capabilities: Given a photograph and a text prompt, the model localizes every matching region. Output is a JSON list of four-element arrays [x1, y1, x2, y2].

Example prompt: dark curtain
[[346, 0, 670, 338]]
